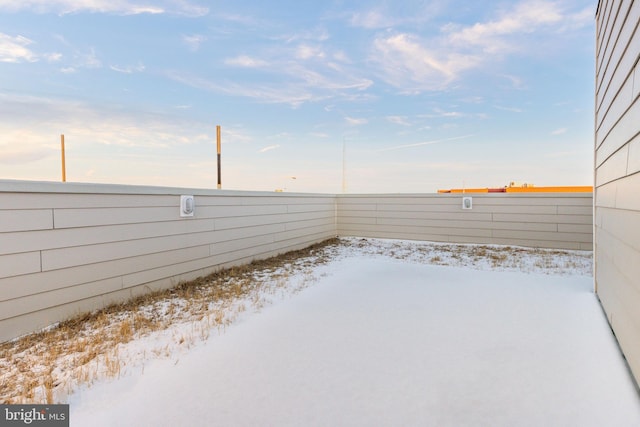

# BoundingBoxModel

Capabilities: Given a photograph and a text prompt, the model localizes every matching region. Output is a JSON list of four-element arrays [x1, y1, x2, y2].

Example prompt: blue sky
[[0, 0, 595, 193]]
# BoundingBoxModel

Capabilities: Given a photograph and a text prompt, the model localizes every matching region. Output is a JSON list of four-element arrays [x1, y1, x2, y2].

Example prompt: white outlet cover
[[180, 195, 195, 217], [462, 196, 473, 210]]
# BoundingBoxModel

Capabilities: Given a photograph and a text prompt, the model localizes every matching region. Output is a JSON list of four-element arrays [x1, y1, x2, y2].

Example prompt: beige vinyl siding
[[0, 181, 336, 342], [337, 193, 592, 250], [0, 179, 593, 342], [595, 0, 640, 384]]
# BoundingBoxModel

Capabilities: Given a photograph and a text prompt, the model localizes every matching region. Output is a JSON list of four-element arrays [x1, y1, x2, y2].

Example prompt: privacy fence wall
[[595, 0, 640, 384], [0, 180, 593, 342], [0, 180, 337, 342], [337, 193, 592, 250]]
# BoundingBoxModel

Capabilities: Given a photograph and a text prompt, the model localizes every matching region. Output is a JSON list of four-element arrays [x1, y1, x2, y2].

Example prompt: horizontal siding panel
[[556, 205, 593, 215], [628, 133, 640, 175], [0, 193, 177, 210], [597, 228, 640, 291], [0, 251, 41, 279], [286, 203, 335, 214], [210, 234, 276, 257], [210, 224, 286, 244], [0, 209, 53, 232], [0, 277, 123, 321], [336, 203, 378, 211], [598, 206, 640, 252], [596, 144, 629, 186], [458, 195, 591, 206], [284, 217, 335, 232], [596, 2, 640, 116], [41, 233, 216, 271], [596, 97, 640, 165], [54, 206, 180, 228], [375, 203, 466, 213], [339, 217, 377, 226], [273, 227, 336, 247], [471, 205, 558, 214], [558, 223, 593, 234], [594, 180, 617, 208], [492, 213, 592, 224], [489, 238, 582, 250], [339, 222, 492, 238], [213, 211, 328, 230], [374, 211, 493, 221], [0, 245, 211, 302], [597, 53, 635, 134], [492, 229, 592, 243], [121, 256, 224, 289], [614, 172, 640, 210], [596, 0, 624, 92], [373, 217, 487, 230], [197, 204, 288, 218]]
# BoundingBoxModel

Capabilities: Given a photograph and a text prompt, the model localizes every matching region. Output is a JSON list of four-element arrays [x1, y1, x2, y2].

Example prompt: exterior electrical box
[[180, 195, 195, 217], [462, 197, 472, 210]]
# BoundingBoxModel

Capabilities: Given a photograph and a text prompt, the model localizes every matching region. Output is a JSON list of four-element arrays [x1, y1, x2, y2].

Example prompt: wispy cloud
[[386, 116, 411, 126], [0, 0, 208, 16], [110, 61, 145, 73], [259, 144, 280, 153], [371, 32, 479, 91], [446, 1, 564, 54], [345, 117, 368, 126], [296, 44, 325, 60], [494, 105, 524, 113], [0, 33, 37, 63], [551, 127, 567, 135], [169, 48, 373, 107], [182, 34, 206, 52], [350, 9, 388, 29], [58, 47, 101, 73], [377, 134, 473, 152], [224, 55, 268, 68], [369, 1, 592, 92]]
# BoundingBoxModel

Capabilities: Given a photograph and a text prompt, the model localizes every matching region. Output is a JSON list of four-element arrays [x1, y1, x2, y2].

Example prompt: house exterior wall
[[595, 0, 640, 383], [337, 193, 592, 250]]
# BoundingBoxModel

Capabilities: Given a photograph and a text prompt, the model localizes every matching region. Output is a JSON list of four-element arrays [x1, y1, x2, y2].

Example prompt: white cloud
[[377, 134, 473, 152], [44, 52, 63, 62], [386, 116, 411, 126], [309, 132, 329, 138], [345, 117, 368, 126], [447, 1, 563, 54], [79, 47, 101, 68], [0, 33, 37, 63], [296, 44, 325, 60], [371, 33, 480, 91], [370, 1, 591, 92], [224, 55, 268, 68], [350, 9, 388, 29], [0, 0, 208, 16], [551, 127, 567, 135], [494, 105, 524, 113], [259, 144, 280, 153], [110, 62, 145, 73], [182, 34, 206, 52]]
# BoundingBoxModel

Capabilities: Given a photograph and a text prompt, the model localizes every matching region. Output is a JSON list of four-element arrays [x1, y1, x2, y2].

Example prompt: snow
[[66, 239, 639, 426]]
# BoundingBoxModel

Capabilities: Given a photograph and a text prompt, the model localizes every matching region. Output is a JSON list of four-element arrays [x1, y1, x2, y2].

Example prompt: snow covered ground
[[63, 238, 640, 426]]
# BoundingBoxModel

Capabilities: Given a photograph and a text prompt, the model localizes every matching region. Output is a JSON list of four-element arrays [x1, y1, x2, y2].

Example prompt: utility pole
[[216, 125, 222, 189], [61, 134, 66, 182], [342, 138, 346, 193]]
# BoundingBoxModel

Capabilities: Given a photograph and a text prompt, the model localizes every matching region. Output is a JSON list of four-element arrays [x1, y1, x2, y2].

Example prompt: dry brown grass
[[0, 238, 340, 404]]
